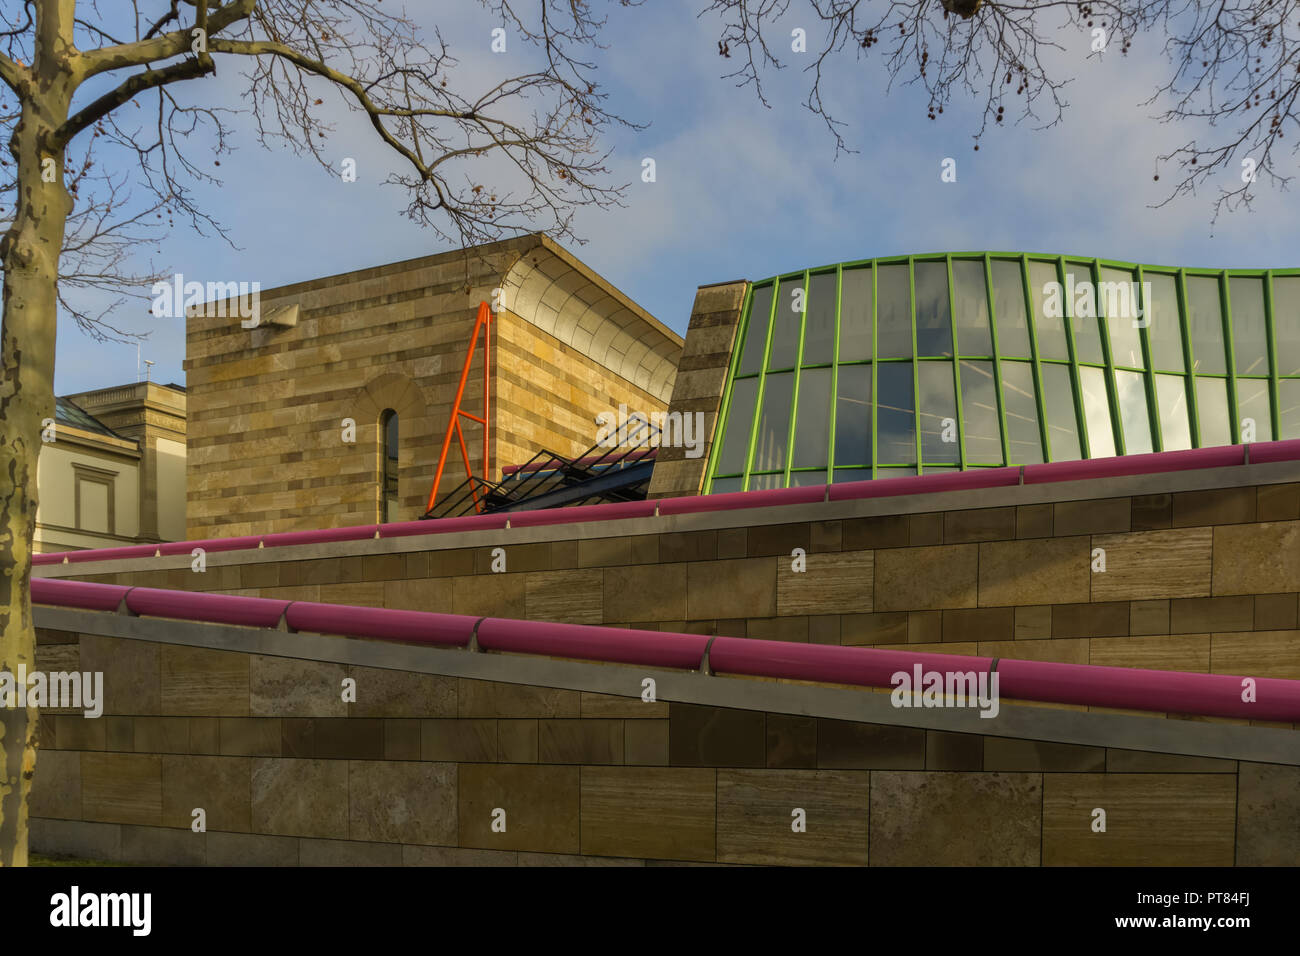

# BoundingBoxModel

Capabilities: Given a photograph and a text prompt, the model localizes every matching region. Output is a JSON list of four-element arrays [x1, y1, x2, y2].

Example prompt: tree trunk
[[0, 1, 75, 866]]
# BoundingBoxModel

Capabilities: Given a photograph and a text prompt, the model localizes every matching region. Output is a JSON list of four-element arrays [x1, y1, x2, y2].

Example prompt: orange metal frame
[[426, 301, 492, 513]]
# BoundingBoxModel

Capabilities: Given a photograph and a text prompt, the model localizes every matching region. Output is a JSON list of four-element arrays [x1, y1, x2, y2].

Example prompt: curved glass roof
[[704, 253, 1300, 492]]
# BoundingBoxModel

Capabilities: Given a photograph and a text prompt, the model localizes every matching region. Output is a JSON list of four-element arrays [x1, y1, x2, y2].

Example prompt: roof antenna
[[144, 359, 155, 383]]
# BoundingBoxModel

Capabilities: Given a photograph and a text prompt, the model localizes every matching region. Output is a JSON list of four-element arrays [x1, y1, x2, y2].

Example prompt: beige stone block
[[80, 634, 160, 716], [35, 643, 81, 714], [976, 638, 1088, 665], [578, 536, 632, 568], [978, 537, 1090, 607], [1015, 605, 1052, 640], [1236, 762, 1300, 865], [207, 831, 299, 866], [348, 667, 456, 718], [459, 764, 579, 853], [53, 715, 105, 752], [348, 760, 457, 846], [29, 819, 122, 863], [458, 679, 581, 718], [82, 752, 162, 826], [475, 542, 552, 574], [249, 656, 348, 717], [119, 824, 206, 866], [1088, 634, 1209, 672], [251, 757, 349, 839], [1170, 596, 1253, 634], [31, 748, 81, 820], [1105, 749, 1236, 773], [580, 768, 716, 862], [686, 557, 775, 619], [1042, 774, 1235, 865], [298, 838, 403, 866], [876, 544, 979, 611], [132, 717, 191, 754], [869, 771, 1041, 866], [422, 719, 497, 762], [604, 563, 687, 622], [526, 569, 603, 624], [449, 574, 527, 618], [943, 507, 1016, 543], [1211, 630, 1300, 679], [1130, 599, 1171, 636], [983, 738, 1105, 771], [1091, 528, 1214, 600], [384, 576, 456, 612], [1212, 521, 1300, 595], [581, 691, 668, 719], [219, 718, 282, 757], [1053, 498, 1131, 536], [717, 770, 868, 866], [496, 719, 538, 762], [776, 550, 873, 615], [539, 719, 624, 764], [160, 645, 249, 717], [190, 718, 220, 755], [162, 754, 252, 832], [625, 720, 669, 766]]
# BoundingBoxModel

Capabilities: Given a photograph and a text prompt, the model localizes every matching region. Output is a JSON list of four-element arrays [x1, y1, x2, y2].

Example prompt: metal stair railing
[[423, 415, 662, 519]]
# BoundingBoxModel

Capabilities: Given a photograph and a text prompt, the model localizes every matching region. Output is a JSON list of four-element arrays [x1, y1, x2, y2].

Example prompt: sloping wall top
[[502, 238, 683, 403]]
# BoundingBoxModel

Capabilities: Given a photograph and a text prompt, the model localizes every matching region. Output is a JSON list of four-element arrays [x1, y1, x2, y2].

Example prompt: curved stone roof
[[501, 241, 682, 403]]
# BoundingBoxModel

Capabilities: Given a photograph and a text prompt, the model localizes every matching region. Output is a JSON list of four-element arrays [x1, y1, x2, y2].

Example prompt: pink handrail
[[29, 577, 1300, 722], [30, 438, 1300, 568]]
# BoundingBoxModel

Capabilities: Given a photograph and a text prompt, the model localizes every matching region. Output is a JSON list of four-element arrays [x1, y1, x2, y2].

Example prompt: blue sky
[[54, 0, 1299, 394]]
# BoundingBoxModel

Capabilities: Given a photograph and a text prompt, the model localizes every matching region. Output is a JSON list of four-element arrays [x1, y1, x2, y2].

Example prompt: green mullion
[[1093, 257, 1124, 460], [782, 271, 811, 488], [1026, 257, 1054, 461], [1177, 270, 1202, 448], [1139, 264, 1167, 452], [826, 266, 842, 478], [741, 280, 782, 490], [1131, 265, 1161, 454], [1221, 273, 1241, 443], [702, 282, 755, 493], [871, 261, 879, 478], [909, 258, 922, 471], [946, 256, 968, 469], [984, 256, 1012, 467], [1064, 260, 1091, 459], [1265, 270, 1280, 440], [1017, 254, 1048, 464]]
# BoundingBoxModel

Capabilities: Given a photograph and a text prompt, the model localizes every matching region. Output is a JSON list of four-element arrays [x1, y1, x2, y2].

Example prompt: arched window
[[380, 409, 399, 521]]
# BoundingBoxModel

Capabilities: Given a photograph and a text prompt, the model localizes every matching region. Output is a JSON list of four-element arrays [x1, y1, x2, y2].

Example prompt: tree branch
[[76, 0, 254, 80], [207, 36, 444, 192], [0, 51, 24, 94], [55, 55, 215, 149]]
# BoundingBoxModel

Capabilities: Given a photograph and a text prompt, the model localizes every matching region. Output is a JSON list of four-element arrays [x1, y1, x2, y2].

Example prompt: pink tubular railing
[[30, 439, 1300, 568], [28, 577, 1300, 722]]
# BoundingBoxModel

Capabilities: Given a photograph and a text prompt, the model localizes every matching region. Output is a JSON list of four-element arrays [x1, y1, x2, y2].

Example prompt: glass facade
[[705, 254, 1300, 492]]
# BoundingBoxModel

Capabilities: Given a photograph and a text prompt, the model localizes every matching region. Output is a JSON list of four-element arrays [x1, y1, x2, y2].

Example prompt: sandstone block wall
[[69, 480, 1300, 726], [30, 629, 1298, 865], [184, 236, 679, 539]]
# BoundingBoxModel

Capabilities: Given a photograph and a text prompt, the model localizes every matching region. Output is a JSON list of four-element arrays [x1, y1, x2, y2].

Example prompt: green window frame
[[703, 254, 1300, 493]]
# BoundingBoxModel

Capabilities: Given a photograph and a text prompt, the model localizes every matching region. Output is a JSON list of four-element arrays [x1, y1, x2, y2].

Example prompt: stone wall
[[184, 236, 680, 539], [29, 628, 1297, 865], [646, 281, 747, 500], [64, 477, 1300, 710]]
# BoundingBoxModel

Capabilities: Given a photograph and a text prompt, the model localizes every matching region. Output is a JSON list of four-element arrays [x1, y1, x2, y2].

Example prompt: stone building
[[35, 383, 186, 552], [183, 234, 682, 538]]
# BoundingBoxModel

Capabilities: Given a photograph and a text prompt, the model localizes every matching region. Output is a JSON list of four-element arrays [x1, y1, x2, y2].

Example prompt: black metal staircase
[[422, 417, 661, 519]]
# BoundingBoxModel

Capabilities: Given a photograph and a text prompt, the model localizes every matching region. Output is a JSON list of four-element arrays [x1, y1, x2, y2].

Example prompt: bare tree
[[0, 0, 636, 866], [705, 0, 1300, 221]]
